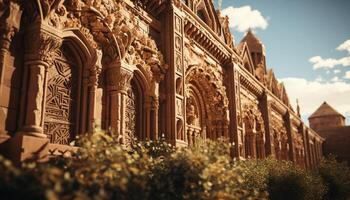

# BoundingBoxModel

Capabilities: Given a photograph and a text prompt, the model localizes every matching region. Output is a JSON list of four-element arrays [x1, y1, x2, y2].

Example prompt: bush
[[239, 158, 326, 200], [318, 156, 350, 200], [0, 131, 349, 200]]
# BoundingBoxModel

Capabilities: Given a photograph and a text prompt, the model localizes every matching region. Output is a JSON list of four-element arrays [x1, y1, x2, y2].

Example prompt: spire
[[239, 28, 264, 53], [296, 99, 301, 118]]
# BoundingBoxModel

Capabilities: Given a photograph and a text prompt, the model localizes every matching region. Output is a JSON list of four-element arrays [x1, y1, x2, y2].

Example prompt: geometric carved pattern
[[44, 48, 77, 144], [124, 84, 137, 144]]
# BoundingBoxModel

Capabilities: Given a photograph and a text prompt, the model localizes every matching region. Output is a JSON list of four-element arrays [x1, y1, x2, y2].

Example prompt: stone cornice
[[182, 5, 241, 65], [239, 70, 264, 97]]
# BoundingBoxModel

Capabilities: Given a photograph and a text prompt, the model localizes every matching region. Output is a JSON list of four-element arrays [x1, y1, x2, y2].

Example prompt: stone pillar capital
[[106, 66, 133, 93], [24, 29, 62, 65]]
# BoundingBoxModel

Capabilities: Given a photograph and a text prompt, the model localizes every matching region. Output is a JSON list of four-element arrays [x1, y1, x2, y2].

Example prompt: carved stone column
[[105, 63, 133, 143], [259, 91, 273, 156], [225, 60, 241, 158], [150, 96, 159, 140], [20, 28, 61, 138], [144, 97, 151, 140], [284, 111, 296, 162], [0, 1, 21, 137], [87, 51, 102, 132]]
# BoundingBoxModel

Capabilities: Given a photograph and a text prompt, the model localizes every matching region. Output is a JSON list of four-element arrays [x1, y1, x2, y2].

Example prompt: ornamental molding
[[242, 103, 265, 135], [25, 28, 62, 65], [21, 0, 166, 76], [185, 63, 228, 121]]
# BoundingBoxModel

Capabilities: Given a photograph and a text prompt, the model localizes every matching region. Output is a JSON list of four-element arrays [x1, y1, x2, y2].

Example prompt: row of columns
[[14, 24, 162, 147]]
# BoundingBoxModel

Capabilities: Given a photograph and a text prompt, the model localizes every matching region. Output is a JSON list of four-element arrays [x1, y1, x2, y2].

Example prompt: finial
[[296, 99, 301, 118]]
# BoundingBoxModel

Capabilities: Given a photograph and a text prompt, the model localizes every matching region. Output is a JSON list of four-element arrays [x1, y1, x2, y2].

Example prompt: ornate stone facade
[[0, 0, 323, 168]]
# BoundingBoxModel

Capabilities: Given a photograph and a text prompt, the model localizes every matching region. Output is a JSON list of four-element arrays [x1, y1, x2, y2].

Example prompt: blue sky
[[215, 0, 350, 124]]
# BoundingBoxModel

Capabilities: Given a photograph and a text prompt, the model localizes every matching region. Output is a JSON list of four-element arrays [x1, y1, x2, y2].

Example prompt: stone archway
[[272, 122, 289, 161], [43, 43, 81, 145], [242, 104, 265, 159], [243, 115, 256, 158], [185, 84, 206, 145], [185, 64, 228, 145]]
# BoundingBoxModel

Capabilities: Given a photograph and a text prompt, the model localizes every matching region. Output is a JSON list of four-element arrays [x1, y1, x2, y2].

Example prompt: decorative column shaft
[[284, 111, 296, 162], [20, 28, 61, 137], [105, 62, 133, 143], [0, 1, 21, 135], [150, 96, 159, 140], [259, 92, 273, 156], [87, 51, 102, 132]]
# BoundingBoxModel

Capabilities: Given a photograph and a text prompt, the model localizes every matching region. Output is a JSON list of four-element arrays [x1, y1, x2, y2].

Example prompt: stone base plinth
[[0, 133, 49, 166]]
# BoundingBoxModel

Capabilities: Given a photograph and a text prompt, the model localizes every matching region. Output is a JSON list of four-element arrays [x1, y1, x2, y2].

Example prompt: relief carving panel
[[44, 47, 77, 144], [124, 84, 137, 145]]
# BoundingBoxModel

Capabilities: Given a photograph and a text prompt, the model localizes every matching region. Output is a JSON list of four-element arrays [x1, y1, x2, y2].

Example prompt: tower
[[240, 29, 266, 71], [309, 102, 345, 135]]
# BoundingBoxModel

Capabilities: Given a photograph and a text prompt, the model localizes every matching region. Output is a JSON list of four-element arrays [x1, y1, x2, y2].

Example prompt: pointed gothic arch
[[43, 30, 97, 144], [242, 104, 266, 159], [185, 64, 228, 145]]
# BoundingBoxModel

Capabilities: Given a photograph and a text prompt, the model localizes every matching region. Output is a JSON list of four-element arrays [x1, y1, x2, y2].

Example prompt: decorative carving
[[185, 63, 228, 120], [175, 53, 182, 73], [44, 47, 77, 144], [176, 98, 183, 116], [106, 67, 133, 92], [175, 35, 182, 52], [25, 30, 62, 64], [0, 0, 21, 50], [124, 84, 137, 145], [218, 14, 234, 48], [175, 15, 182, 33], [186, 97, 198, 125]]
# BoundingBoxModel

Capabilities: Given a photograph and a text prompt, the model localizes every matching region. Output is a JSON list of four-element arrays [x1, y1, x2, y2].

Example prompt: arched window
[[44, 43, 81, 144], [125, 75, 145, 141]]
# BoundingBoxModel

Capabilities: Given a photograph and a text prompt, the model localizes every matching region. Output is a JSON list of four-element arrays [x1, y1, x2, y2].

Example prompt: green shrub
[[239, 158, 326, 200], [318, 156, 350, 200], [1, 131, 349, 200]]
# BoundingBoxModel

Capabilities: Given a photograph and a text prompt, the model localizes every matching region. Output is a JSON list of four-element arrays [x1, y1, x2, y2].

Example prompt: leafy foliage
[[239, 158, 326, 200], [0, 130, 348, 200], [318, 155, 350, 200]]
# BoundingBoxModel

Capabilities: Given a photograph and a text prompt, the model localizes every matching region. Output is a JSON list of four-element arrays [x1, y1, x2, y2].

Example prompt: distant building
[[309, 102, 350, 164]]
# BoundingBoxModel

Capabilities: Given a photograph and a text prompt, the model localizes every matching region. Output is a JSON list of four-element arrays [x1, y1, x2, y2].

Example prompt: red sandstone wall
[[0, 33, 23, 135], [321, 126, 350, 165]]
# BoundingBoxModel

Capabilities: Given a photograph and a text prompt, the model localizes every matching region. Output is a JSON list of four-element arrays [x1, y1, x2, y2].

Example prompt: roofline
[[308, 114, 346, 120]]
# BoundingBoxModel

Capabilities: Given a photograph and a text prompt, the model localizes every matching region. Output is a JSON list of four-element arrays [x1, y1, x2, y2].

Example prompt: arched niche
[[243, 115, 256, 158], [43, 30, 97, 145], [185, 64, 228, 144], [242, 105, 266, 159], [126, 71, 147, 141]]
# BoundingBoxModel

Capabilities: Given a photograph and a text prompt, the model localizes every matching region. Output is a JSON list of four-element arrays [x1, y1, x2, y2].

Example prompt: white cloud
[[337, 39, 350, 54], [309, 39, 350, 70], [334, 69, 341, 74], [280, 77, 350, 118], [331, 76, 341, 82], [315, 75, 324, 82], [221, 6, 268, 32], [344, 71, 350, 79], [309, 56, 350, 69]]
